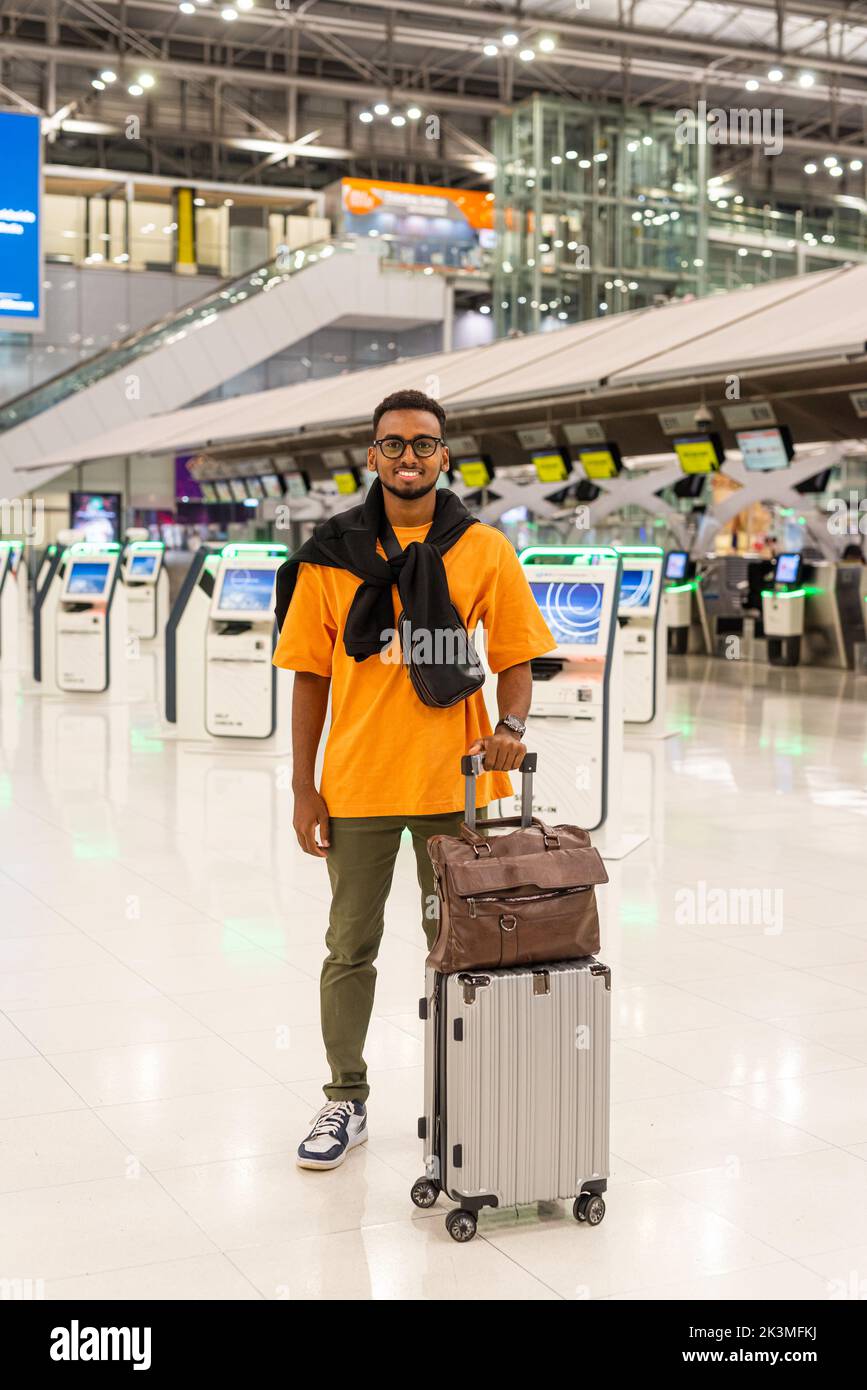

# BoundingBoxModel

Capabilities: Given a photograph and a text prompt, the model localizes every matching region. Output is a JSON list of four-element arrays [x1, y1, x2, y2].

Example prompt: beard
[[378, 472, 439, 502]]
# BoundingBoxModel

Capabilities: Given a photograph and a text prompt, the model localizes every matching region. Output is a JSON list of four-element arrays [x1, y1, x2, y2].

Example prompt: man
[[274, 388, 554, 1169]]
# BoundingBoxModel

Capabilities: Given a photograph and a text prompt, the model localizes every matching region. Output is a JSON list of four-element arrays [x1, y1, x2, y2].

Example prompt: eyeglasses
[[374, 434, 445, 460]]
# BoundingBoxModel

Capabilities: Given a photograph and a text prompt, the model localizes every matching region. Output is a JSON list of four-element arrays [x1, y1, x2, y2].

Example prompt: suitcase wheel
[[410, 1177, 440, 1209], [574, 1193, 606, 1226], [445, 1209, 477, 1243]]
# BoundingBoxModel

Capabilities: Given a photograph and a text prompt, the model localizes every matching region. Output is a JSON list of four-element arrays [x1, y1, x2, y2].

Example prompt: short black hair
[[372, 389, 446, 438]]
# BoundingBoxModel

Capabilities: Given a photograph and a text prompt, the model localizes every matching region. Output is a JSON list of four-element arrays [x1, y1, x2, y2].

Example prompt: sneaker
[[296, 1100, 368, 1170]]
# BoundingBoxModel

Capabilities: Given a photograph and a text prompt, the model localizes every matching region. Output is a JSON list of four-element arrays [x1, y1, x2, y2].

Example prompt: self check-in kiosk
[[0, 541, 21, 672], [489, 546, 646, 860], [662, 550, 699, 656], [32, 531, 83, 689], [614, 545, 667, 735], [55, 542, 127, 695], [761, 552, 805, 667], [164, 541, 290, 745], [121, 540, 169, 642]]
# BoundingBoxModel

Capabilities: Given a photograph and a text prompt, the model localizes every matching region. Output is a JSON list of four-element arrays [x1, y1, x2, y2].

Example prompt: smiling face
[[368, 408, 449, 502]]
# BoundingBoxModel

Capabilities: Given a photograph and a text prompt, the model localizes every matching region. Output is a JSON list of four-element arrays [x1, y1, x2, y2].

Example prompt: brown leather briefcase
[[426, 753, 609, 974]]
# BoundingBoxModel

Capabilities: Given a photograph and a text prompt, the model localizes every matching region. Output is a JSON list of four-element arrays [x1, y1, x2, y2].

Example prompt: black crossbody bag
[[380, 519, 485, 709]]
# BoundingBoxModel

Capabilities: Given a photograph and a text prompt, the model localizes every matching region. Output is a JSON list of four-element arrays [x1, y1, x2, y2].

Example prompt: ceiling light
[[100, 69, 117, 83], [551, 155, 562, 165], [483, 43, 498, 57], [578, 159, 591, 169], [628, 281, 638, 290], [519, 48, 535, 62], [804, 162, 817, 174], [745, 79, 760, 92], [138, 73, 155, 89], [539, 36, 556, 53], [179, 1, 196, 10], [737, 247, 748, 257], [798, 72, 815, 88], [823, 155, 838, 168], [565, 149, 577, 159], [767, 67, 784, 82], [91, 79, 105, 90], [502, 32, 519, 47], [642, 135, 653, 146], [594, 151, 608, 162], [761, 249, 773, 258], [406, 106, 422, 120], [193, 197, 206, 206], [599, 302, 608, 311], [359, 111, 373, 123], [391, 114, 406, 127], [374, 102, 390, 115], [224, 198, 234, 206], [237, 0, 254, 8], [626, 140, 639, 152], [479, 304, 491, 314], [631, 211, 642, 222], [850, 159, 863, 171], [734, 195, 744, 204], [221, 6, 237, 18], [128, 84, 143, 96], [829, 165, 843, 176]]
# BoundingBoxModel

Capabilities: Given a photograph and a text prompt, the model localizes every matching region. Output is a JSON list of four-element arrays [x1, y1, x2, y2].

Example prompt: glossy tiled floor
[[1, 647, 867, 1301]]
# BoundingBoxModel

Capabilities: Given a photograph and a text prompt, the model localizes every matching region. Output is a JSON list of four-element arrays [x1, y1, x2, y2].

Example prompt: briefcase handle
[[460, 751, 537, 832]]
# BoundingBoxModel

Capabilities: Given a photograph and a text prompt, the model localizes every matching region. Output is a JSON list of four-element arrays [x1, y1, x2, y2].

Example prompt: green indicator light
[[221, 542, 288, 557], [612, 544, 664, 556], [69, 542, 121, 554], [519, 545, 619, 564], [802, 585, 824, 596], [779, 508, 794, 517], [761, 588, 806, 599], [127, 541, 165, 550], [666, 580, 699, 594]]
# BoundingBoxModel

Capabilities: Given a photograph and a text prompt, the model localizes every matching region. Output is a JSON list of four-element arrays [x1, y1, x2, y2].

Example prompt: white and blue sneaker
[[296, 1101, 368, 1170]]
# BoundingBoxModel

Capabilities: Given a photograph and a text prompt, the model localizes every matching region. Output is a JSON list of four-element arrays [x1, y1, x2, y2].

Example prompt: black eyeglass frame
[[372, 434, 446, 459]]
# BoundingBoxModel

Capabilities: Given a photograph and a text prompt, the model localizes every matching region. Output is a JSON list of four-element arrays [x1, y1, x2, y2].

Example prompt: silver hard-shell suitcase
[[411, 756, 611, 1243]]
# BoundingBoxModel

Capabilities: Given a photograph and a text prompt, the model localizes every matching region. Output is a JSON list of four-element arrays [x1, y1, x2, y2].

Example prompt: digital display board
[[229, 478, 249, 502], [456, 458, 492, 488], [577, 444, 622, 480], [214, 481, 233, 503], [246, 477, 265, 499], [199, 482, 217, 503], [69, 493, 120, 545], [531, 451, 569, 483], [736, 426, 794, 472], [0, 111, 42, 331], [284, 473, 309, 500], [332, 469, 360, 496], [261, 474, 285, 499], [673, 434, 725, 475]]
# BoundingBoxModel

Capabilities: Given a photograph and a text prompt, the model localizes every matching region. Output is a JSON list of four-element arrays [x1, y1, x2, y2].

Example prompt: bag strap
[[459, 818, 561, 853]]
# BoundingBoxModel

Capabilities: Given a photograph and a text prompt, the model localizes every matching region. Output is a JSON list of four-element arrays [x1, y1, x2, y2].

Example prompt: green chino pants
[[321, 810, 480, 1102]]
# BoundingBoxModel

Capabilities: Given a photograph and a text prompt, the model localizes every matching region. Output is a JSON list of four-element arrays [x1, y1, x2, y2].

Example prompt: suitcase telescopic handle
[[460, 751, 537, 831]]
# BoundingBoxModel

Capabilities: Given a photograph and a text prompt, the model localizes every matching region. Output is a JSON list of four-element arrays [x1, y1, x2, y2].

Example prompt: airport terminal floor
[[2, 652, 866, 1301]]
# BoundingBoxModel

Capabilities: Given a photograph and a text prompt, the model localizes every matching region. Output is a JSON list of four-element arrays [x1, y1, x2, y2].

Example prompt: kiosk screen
[[530, 579, 604, 647], [620, 568, 655, 610], [246, 478, 265, 499], [229, 479, 249, 502], [217, 567, 276, 613], [200, 482, 217, 502], [215, 482, 233, 503], [665, 551, 688, 581], [129, 553, 158, 579], [284, 473, 309, 500], [774, 553, 801, 586], [67, 561, 111, 596]]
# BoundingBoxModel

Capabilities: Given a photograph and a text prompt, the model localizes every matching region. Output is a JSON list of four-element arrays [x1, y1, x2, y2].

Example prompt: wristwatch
[[496, 714, 527, 739]]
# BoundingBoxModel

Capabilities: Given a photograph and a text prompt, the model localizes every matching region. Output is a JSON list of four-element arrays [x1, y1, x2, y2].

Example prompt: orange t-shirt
[[273, 521, 555, 816]]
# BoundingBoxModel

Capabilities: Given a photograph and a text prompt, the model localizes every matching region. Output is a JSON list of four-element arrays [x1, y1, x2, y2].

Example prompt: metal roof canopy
[[17, 263, 867, 480]]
